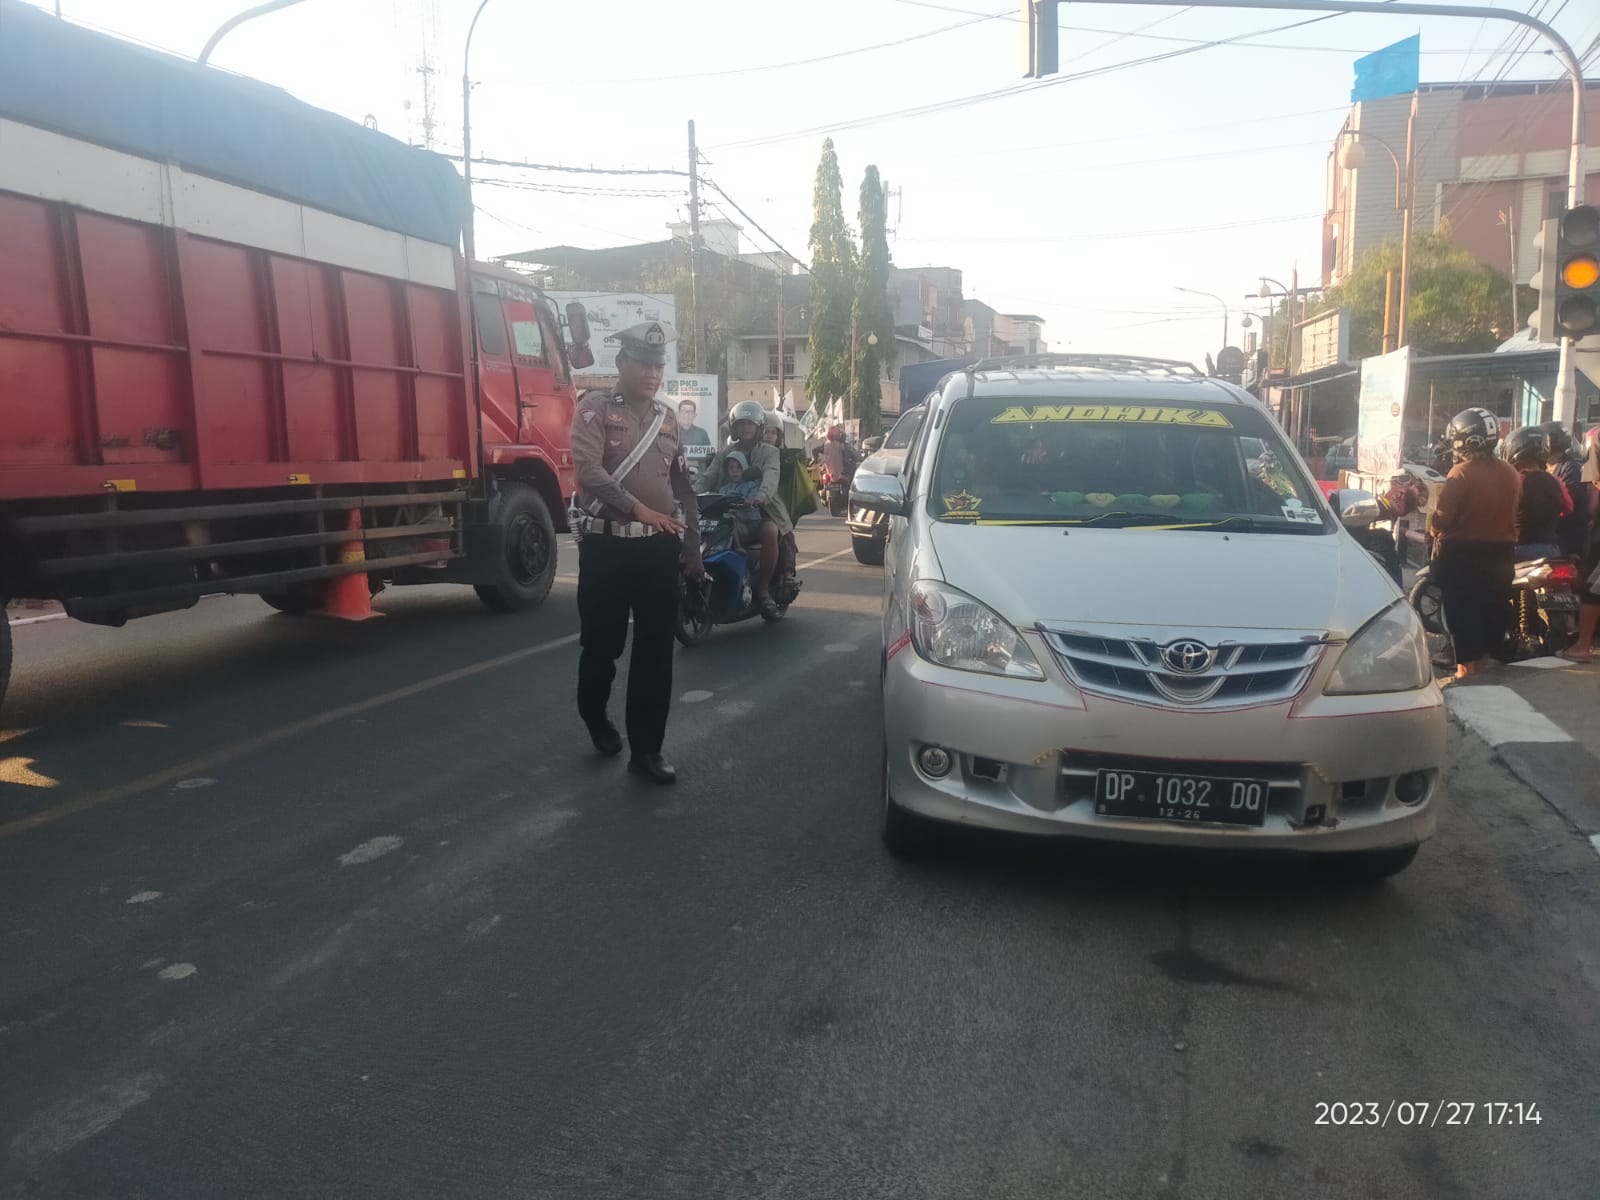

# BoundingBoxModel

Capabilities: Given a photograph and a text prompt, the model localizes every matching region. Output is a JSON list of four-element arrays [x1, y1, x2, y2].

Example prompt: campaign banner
[[1356, 347, 1410, 476], [662, 374, 719, 472]]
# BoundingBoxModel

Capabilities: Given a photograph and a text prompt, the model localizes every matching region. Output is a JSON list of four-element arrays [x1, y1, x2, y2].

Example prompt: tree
[[806, 138, 855, 416], [852, 166, 895, 437], [1313, 223, 1514, 358]]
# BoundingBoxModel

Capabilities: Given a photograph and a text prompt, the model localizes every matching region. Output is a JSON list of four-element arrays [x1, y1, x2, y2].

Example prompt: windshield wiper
[[1174, 515, 1327, 533]]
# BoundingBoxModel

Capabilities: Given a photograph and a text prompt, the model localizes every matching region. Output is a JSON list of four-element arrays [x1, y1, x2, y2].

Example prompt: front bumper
[[883, 636, 1444, 853], [846, 506, 887, 540]]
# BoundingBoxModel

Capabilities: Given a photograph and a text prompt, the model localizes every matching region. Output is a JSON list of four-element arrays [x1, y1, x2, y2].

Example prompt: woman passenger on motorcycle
[[1504, 426, 1570, 562], [1543, 422, 1591, 558], [760, 409, 800, 584], [694, 401, 787, 619], [1561, 426, 1600, 663], [1430, 408, 1521, 680]]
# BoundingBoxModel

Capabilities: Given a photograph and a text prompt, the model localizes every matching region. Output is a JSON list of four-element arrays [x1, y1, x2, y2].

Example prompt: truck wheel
[[476, 483, 556, 613], [260, 582, 322, 615], [852, 536, 885, 566], [0, 609, 12, 714]]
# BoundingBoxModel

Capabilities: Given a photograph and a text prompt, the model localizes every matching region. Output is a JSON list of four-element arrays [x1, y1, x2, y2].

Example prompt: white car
[[852, 355, 1444, 881]]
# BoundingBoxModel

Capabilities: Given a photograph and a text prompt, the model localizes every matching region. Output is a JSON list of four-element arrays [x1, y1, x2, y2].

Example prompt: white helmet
[[729, 400, 765, 430]]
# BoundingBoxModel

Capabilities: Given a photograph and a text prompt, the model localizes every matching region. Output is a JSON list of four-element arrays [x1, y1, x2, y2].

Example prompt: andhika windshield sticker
[[990, 405, 1232, 428], [942, 490, 982, 518]]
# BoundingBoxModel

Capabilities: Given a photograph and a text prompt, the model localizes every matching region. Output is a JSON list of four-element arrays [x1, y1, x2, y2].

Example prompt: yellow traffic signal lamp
[[1531, 205, 1600, 342]]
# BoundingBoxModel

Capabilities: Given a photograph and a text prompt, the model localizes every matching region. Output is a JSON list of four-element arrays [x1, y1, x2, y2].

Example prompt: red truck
[[0, 4, 595, 708]]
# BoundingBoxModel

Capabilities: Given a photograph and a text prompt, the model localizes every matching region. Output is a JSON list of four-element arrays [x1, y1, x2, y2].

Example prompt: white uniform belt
[[576, 515, 667, 539]]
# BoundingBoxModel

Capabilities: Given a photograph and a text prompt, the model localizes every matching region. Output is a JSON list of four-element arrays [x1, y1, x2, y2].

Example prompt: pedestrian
[[1429, 407, 1521, 681], [568, 321, 703, 784], [1560, 425, 1600, 664]]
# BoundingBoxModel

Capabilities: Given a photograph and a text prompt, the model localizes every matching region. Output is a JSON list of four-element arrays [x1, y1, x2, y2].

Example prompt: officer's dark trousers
[[576, 532, 681, 755], [1436, 540, 1513, 666]]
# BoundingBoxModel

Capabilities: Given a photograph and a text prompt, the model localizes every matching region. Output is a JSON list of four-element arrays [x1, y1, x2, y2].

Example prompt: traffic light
[[1024, 0, 1059, 78], [1530, 204, 1600, 342]]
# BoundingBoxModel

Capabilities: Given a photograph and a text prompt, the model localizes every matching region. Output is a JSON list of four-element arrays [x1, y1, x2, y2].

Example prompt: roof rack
[[965, 353, 1204, 378]]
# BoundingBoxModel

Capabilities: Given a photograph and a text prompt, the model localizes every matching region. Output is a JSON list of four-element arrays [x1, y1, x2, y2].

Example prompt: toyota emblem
[[1161, 640, 1214, 674]]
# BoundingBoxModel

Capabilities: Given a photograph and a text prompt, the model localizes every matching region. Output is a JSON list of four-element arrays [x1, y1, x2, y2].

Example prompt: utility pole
[[1499, 208, 1519, 331], [686, 120, 703, 373], [777, 295, 786, 410], [1396, 90, 1418, 347]]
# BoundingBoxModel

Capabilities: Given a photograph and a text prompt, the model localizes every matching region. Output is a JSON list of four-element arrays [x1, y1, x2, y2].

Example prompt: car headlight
[[1324, 600, 1432, 695], [908, 580, 1044, 679]]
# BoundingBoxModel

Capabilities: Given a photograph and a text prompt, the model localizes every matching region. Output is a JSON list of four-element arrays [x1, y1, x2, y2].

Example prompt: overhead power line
[[699, 176, 807, 265], [468, 155, 688, 177]]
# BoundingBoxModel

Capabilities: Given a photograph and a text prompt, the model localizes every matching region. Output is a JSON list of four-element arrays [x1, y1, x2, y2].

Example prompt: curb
[[1445, 683, 1600, 837]]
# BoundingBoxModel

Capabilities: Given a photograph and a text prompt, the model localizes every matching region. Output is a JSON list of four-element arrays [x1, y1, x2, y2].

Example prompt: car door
[[884, 398, 937, 645], [499, 283, 574, 468], [470, 279, 518, 448]]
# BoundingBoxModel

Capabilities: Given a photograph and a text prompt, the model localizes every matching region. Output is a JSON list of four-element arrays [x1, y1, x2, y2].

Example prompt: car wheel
[[475, 483, 556, 613], [852, 536, 885, 566], [880, 742, 935, 859], [1323, 844, 1419, 884]]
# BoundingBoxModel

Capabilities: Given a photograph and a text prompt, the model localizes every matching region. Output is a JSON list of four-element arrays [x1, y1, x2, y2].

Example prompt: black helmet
[[1501, 425, 1549, 468], [1539, 421, 1574, 458], [1446, 408, 1499, 458]]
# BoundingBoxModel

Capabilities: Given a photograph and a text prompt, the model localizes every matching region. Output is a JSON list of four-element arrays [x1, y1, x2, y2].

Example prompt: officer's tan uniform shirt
[[569, 390, 700, 552]]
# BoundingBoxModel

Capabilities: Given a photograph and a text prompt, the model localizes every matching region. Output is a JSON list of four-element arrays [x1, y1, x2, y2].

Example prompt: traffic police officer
[[568, 321, 703, 784]]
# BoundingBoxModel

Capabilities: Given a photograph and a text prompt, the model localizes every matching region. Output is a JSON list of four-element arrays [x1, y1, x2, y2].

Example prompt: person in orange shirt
[[1428, 408, 1521, 679]]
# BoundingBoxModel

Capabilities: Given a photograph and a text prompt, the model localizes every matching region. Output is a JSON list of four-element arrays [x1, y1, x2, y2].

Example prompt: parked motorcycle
[[674, 493, 802, 646], [1409, 555, 1582, 665]]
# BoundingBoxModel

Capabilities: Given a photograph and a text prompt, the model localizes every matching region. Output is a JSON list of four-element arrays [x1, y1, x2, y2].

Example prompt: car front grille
[[1039, 629, 1323, 710]]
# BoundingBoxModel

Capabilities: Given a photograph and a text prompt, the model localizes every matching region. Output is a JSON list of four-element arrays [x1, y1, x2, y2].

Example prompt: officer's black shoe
[[627, 753, 677, 785], [586, 721, 623, 757]]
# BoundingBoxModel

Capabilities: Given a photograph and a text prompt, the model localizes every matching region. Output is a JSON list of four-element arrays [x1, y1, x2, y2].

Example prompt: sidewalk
[[1445, 657, 1600, 845]]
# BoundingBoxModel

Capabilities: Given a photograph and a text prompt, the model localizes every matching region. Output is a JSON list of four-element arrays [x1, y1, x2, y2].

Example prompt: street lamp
[[1337, 124, 1414, 350], [198, 0, 306, 65], [847, 322, 879, 423], [461, 0, 495, 267], [1175, 286, 1228, 349]]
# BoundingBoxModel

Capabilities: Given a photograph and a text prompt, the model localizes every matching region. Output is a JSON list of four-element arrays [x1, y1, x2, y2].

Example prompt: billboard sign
[[1356, 347, 1410, 476], [545, 291, 678, 376], [662, 374, 719, 472], [1294, 308, 1350, 374]]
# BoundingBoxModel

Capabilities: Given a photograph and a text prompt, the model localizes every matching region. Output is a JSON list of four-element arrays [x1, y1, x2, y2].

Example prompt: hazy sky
[[19, 0, 1598, 365]]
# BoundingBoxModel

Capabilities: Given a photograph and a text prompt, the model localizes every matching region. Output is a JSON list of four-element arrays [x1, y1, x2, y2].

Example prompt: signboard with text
[[662, 374, 719, 471], [545, 291, 679, 376], [1356, 347, 1410, 476], [1293, 308, 1350, 375]]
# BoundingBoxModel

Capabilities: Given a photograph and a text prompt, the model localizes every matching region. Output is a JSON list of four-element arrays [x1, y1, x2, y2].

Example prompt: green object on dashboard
[[1180, 492, 1220, 513], [1051, 491, 1084, 507]]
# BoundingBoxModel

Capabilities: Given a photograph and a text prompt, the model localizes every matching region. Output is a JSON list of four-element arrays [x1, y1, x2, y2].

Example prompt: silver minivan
[[852, 355, 1444, 881]]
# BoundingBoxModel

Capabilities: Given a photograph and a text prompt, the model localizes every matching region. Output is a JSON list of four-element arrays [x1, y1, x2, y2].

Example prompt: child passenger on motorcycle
[[716, 451, 765, 549]]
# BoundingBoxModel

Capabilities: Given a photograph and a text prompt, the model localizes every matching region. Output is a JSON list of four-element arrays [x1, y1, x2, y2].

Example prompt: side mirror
[[568, 343, 595, 370], [1337, 490, 1380, 530], [850, 471, 908, 517], [564, 301, 592, 347]]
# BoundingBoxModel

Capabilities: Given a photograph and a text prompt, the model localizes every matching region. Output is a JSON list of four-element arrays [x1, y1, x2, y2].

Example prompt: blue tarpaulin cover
[[0, 0, 468, 246], [1351, 35, 1421, 104]]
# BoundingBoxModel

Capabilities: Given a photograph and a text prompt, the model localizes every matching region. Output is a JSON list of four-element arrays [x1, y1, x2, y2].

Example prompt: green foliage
[[806, 138, 856, 412], [852, 166, 895, 437], [1313, 224, 1514, 359]]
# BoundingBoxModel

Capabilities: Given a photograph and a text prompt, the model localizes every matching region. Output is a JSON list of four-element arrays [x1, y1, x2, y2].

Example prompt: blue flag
[[1351, 35, 1420, 103]]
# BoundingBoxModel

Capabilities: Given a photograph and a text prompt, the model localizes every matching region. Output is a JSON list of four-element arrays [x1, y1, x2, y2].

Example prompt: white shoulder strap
[[612, 401, 671, 488]]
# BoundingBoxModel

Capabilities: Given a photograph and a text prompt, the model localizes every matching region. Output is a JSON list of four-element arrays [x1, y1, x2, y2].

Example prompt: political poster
[[545, 291, 678, 376], [662, 374, 719, 474], [1356, 347, 1410, 476]]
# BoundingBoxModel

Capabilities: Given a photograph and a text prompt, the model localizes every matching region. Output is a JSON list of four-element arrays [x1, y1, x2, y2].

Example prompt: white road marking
[[337, 835, 404, 867], [715, 699, 754, 717], [125, 891, 162, 905], [681, 690, 714, 703], [6, 612, 69, 628], [466, 914, 502, 939], [157, 963, 197, 981], [8, 1072, 165, 1158], [122, 719, 169, 728], [174, 777, 216, 790], [1590, 834, 1600, 860], [1509, 656, 1576, 670], [797, 546, 856, 570], [1446, 685, 1574, 746]]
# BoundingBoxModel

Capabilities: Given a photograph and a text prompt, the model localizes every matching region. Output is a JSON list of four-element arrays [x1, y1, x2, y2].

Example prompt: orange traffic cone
[[316, 508, 381, 621]]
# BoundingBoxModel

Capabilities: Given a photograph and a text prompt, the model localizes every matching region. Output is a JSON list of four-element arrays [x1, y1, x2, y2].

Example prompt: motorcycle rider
[[1504, 426, 1570, 561], [1543, 421, 1591, 558], [760, 409, 801, 585], [696, 400, 786, 619], [1561, 426, 1600, 663], [1429, 407, 1521, 680]]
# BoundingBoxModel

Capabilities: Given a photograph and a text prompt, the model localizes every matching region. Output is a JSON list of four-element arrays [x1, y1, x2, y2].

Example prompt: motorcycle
[[822, 468, 850, 517], [674, 493, 803, 646], [1409, 555, 1582, 665]]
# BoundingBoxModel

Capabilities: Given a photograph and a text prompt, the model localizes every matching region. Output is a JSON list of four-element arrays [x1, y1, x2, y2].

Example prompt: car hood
[[925, 523, 1399, 639]]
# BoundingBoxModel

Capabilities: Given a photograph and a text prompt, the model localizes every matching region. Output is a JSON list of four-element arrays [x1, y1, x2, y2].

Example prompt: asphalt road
[[3, 518, 1598, 1199]]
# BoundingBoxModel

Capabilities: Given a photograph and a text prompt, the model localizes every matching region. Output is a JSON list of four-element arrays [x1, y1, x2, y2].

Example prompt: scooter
[[674, 493, 803, 646], [1409, 555, 1582, 665], [822, 469, 850, 517]]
